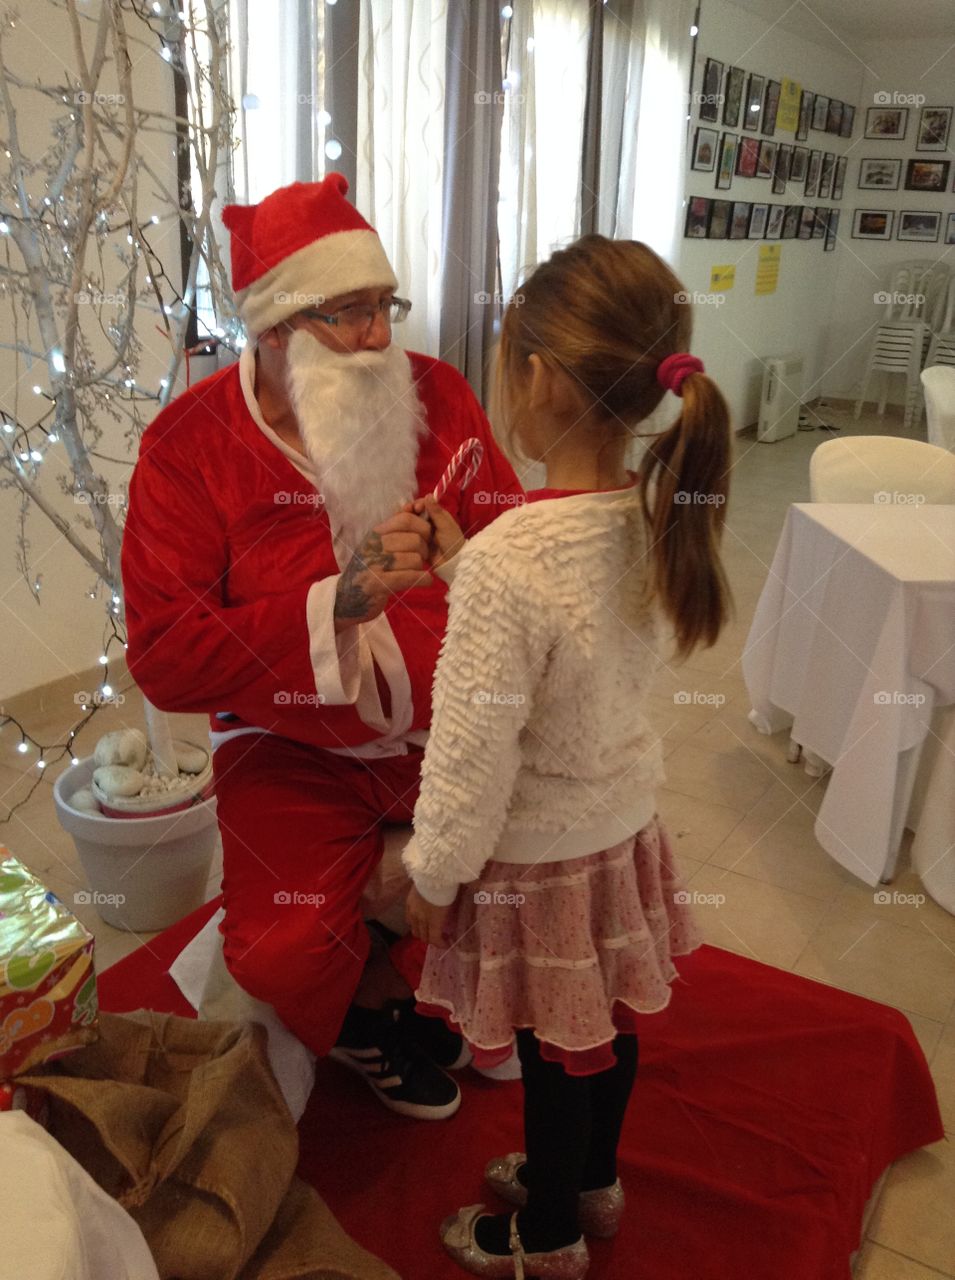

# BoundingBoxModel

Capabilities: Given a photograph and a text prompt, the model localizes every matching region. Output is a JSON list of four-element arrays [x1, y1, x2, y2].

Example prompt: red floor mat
[[99, 903, 943, 1280]]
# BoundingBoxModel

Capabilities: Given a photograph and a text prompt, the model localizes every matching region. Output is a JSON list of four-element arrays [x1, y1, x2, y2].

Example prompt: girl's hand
[[406, 885, 456, 948], [402, 495, 466, 569]]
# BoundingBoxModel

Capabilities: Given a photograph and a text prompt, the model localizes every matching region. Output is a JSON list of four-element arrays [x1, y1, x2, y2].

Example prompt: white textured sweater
[[403, 486, 666, 905]]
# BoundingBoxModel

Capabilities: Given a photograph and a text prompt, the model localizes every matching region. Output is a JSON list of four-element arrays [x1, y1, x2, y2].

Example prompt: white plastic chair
[[855, 262, 951, 430], [921, 366, 955, 452], [809, 434, 955, 503], [925, 274, 955, 369]]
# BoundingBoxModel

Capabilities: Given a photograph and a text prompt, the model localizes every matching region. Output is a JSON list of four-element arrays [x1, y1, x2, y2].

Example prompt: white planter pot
[[53, 757, 219, 932]]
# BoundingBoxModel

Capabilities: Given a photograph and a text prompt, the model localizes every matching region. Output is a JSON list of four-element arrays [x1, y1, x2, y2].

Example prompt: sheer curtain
[[356, 1, 449, 358]]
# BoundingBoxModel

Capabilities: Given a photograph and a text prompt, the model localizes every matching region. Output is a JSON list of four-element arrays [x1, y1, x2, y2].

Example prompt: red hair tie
[[656, 352, 705, 396]]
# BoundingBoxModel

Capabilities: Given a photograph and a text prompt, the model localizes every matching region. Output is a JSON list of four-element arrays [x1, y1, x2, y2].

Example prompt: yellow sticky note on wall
[[710, 264, 736, 292], [755, 245, 781, 295], [777, 78, 801, 133]]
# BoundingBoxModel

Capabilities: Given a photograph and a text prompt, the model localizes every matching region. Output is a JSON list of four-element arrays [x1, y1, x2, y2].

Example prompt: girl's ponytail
[[638, 369, 733, 659]]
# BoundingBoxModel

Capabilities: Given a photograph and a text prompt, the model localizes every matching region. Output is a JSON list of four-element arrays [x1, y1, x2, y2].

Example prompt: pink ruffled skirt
[[415, 815, 701, 1076]]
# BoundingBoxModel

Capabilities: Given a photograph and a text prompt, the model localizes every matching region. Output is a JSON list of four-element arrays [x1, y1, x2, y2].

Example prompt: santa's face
[[282, 321, 426, 559]]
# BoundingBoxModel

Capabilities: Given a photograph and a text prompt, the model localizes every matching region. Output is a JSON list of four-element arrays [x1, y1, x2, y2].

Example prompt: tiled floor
[[1, 399, 952, 1278]]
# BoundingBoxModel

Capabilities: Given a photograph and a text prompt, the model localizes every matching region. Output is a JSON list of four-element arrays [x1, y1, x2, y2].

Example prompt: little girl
[[402, 234, 732, 1278]]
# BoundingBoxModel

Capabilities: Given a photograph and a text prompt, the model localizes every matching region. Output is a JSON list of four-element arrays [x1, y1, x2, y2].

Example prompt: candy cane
[[431, 438, 484, 503]]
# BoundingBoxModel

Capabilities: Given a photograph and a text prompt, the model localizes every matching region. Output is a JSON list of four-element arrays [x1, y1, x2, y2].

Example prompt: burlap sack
[[20, 1011, 399, 1280]]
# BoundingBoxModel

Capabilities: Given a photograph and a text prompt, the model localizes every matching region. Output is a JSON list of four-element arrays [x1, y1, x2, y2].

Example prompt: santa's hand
[[406, 884, 455, 948], [334, 511, 433, 630], [411, 495, 466, 569]]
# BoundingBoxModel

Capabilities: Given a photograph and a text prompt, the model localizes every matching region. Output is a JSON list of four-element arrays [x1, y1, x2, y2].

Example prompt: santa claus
[[122, 174, 524, 1120]]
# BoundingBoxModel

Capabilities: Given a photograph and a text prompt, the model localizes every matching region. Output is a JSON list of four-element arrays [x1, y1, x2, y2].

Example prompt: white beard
[[285, 329, 427, 558]]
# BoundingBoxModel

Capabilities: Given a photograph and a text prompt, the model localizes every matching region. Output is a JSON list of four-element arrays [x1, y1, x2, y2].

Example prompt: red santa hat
[[221, 174, 398, 339]]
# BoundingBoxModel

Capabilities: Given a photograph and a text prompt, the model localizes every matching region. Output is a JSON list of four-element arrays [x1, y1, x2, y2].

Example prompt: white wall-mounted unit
[[757, 355, 804, 442]]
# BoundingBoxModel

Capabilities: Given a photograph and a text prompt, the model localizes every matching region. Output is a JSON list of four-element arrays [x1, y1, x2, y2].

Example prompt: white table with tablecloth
[[742, 503, 955, 912]]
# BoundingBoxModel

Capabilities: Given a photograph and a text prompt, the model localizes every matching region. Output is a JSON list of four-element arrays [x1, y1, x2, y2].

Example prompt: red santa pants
[[212, 731, 427, 1057]]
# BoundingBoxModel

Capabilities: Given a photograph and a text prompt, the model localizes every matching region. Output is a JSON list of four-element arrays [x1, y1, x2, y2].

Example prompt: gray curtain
[[439, 0, 504, 401]]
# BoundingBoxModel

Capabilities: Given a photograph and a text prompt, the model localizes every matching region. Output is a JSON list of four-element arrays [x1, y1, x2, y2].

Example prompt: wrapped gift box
[[0, 850, 98, 1080]]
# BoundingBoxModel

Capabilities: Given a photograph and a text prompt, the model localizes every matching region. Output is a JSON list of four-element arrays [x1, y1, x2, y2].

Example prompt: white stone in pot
[[92, 764, 146, 799], [174, 742, 209, 774], [93, 729, 148, 771], [69, 786, 102, 815]]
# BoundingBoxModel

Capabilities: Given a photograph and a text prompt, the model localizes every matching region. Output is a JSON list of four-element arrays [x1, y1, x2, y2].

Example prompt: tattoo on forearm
[[334, 532, 396, 620]]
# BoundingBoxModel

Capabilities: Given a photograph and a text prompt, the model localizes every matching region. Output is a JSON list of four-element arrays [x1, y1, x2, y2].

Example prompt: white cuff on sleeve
[[306, 576, 362, 705], [411, 873, 461, 907]]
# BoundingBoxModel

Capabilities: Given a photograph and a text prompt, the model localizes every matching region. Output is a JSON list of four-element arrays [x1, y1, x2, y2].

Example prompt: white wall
[[680, 0, 865, 428], [824, 37, 955, 402], [0, 4, 179, 699]]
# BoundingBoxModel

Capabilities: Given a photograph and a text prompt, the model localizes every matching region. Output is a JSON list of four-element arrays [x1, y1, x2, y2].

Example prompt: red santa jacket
[[122, 350, 524, 752]]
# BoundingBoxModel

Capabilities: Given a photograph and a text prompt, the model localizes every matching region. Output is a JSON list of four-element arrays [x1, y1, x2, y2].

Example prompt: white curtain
[[356, 1, 448, 357]]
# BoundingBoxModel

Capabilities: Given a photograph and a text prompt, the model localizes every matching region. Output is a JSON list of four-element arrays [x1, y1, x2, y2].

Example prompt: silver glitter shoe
[[484, 1153, 625, 1239], [440, 1205, 589, 1279]]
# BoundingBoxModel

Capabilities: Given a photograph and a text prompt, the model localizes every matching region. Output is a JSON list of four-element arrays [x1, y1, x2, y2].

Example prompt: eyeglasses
[[299, 296, 412, 331]]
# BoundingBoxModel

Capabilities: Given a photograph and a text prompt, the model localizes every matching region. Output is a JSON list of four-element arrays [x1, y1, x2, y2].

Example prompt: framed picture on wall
[[699, 57, 724, 122], [905, 158, 950, 191], [897, 210, 941, 242], [723, 66, 745, 128], [773, 143, 792, 194], [813, 206, 828, 238], [765, 204, 786, 239], [851, 208, 894, 240], [796, 90, 813, 141], [756, 140, 777, 178], [782, 205, 801, 238], [736, 134, 760, 177], [945, 212, 955, 245], [826, 99, 844, 135], [832, 155, 847, 199], [730, 201, 751, 239], [819, 152, 835, 198], [685, 197, 712, 238], [865, 107, 908, 139], [789, 145, 810, 182], [825, 209, 840, 250], [744, 73, 764, 130], [708, 199, 732, 238], [812, 95, 830, 131], [762, 80, 781, 136], [805, 149, 823, 197], [858, 157, 901, 190], [831, 155, 847, 199], [915, 105, 952, 151], [715, 132, 738, 189], [748, 203, 770, 237], [798, 206, 815, 239], [691, 126, 719, 171], [840, 104, 856, 138]]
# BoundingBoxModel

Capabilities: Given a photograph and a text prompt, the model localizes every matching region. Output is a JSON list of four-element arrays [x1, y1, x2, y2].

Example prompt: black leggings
[[515, 1028, 639, 1244]]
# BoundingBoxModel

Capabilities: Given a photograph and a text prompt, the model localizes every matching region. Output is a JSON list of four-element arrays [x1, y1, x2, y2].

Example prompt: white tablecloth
[[742, 503, 955, 907]]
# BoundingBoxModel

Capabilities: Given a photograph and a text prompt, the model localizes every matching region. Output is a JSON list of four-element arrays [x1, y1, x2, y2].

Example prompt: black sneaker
[[329, 1003, 461, 1120], [390, 997, 473, 1071]]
